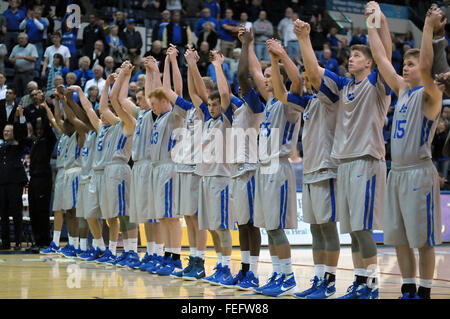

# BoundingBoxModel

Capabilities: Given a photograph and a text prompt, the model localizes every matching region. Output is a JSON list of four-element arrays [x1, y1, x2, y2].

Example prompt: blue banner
[[326, 0, 409, 19]]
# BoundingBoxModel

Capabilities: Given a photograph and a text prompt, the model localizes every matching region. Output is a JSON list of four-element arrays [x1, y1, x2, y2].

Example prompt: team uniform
[[299, 94, 339, 225], [103, 122, 133, 219], [148, 97, 193, 220], [62, 132, 82, 210], [76, 131, 97, 219], [228, 93, 264, 226], [384, 86, 442, 248], [253, 95, 304, 231], [319, 69, 390, 234], [129, 108, 155, 223], [174, 107, 203, 218], [87, 124, 114, 219], [52, 134, 70, 212], [196, 103, 235, 231]]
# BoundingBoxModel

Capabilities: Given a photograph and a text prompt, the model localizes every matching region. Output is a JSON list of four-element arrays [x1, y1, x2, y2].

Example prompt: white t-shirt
[[84, 77, 106, 97], [277, 18, 297, 46], [44, 44, 71, 66]]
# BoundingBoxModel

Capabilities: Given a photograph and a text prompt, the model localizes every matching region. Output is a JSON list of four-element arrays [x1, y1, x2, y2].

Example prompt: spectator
[[349, 27, 367, 46], [45, 53, 69, 94], [0, 87, 20, 134], [206, 55, 232, 85], [204, 0, 220, 21], [45, 75, 63, 101], [310, 17, 328, 58], [238, 11, 252, 31], [278, 11, 300, 61], [136, 74, 146, 90], [219, 8, 239, 58], [321, 48, 339, 75], [110, 10, 127, 40], [144, 40, 166, 73], [182, 0, 204, 30], [41, 32, 70, 78], [0, 11, 7, 37], [24, 89, 46, 125], [73, 56, 93, 90], [142, 0, 164, 24], [152, 9, 171, 42], [9, 32, 38, 97], [103, 56, 115, 78], [327, 27, 340, 55], [166, 0, 182, 12], [128, 81, 138, 101], [433, 118, 450, 179], [123, 19, 143, 61], [89, 40, 107, 68], [64, 72, 79, 104], [248, 0, 264, 22], [194, 7, 219, 37], [403, 30, 414, 48], [197, 21, 218, 51], [81, 13, 106, 57], [0, 107, 28, 250], [106, 24, 125, 57], [0, 72, 7, 100], [224, 47, 240, 87], [61, 15, 78, 71], [3, 0, 27, 53], [442, 104, 450, 128], [197, 41, 211, 76], [86, 85, 99, 110], [336, 37, 350, 64], [162, 10, 192, 53], [392, 39, 403, 75], [84, 64, 106, 97], [0, 38, 7, 74], [19, 81, 38, 108], [19, 4, 47, 72], [289, 144, 303, 190], [253, 10, 273, 62]]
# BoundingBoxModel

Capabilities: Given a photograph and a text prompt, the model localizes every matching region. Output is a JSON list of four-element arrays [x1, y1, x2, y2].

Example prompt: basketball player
[[296, 15, 392, 299], [367, 3, 443, 299]]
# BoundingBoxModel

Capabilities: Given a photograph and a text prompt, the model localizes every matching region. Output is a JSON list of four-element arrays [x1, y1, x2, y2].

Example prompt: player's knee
[[352, 230, 377, 259], [78, 218, 88, 229], [267, 229, 288, 246], [350, 233, 360, 253], [310, 224, 325, 251], [215, 228, 232, 247], [320, 222, 340, 251]]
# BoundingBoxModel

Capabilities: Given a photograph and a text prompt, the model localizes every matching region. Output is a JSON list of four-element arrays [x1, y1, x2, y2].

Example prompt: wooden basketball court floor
[[0, 245, 449, 299]]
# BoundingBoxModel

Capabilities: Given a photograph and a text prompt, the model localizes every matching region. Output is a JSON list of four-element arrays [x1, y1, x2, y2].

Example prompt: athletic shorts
[[174, 171, 200, 217], [229, 170, 256, 225], [198, 175, 233, 231], [150, 162, 177, 220], [302, 178, 337, 224], [384, 161, 442, 248], [86, 170, 106, 219], [62, 167, 81, 210], [254, 159, 298, 231], [103, 163, 131, 219], [337, 156, 386, 234], [52, 168, 65, 211], [75, 179, 90, 218], [129, 160, 153, 223]]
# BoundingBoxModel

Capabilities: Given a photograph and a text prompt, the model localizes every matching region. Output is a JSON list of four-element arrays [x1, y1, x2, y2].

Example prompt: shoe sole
[[306, 293, 337, 300]]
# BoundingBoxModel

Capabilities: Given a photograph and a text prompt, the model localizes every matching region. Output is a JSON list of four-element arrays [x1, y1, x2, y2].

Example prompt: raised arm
[[64, 89, 92, 129], [162, 47, 180, 104], [104, 72, 121, 126], [69, 85, 101, 133], [268, 40, 291, 104], [421, 7, 445, 120], [168, 44, 183, 97], [211, 50, 230, 110], [56, 86, 90, 134], [53, 94, 66, 133], [294, 20, 324, 90], [366, 4, 405, 96], [237, 27, 253, 96], [111, 62, 136, 134], [185, 48, 205, 108], [40, 99, 62, 134]]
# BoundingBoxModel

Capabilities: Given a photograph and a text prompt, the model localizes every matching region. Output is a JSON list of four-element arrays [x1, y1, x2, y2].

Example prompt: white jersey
[[320, 68, 391, 160], [258, 94, 304, 164], [132, 109, 154, 162], [105, 121, 133, 165], [55, 134, 70, 169], [92, 124, 113, 171], [80, 130, 97, 180], [149, 97, 192, 163], [63, 132, 82, 170]]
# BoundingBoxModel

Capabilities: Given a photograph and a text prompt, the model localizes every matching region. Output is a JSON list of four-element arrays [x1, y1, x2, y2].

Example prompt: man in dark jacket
[[0, 87, 20, 134], [82, 13, 106, 58], [0, 106, 28, 250]]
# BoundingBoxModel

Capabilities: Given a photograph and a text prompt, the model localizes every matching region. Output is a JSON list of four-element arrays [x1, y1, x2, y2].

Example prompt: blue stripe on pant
[[329, 179, 336, 222]]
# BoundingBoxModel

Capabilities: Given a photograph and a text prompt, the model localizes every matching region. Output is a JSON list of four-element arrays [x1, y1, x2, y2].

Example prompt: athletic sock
[[123, 239, 129, 252], [155, 243, 164, 256], [217, 253, 223, 266], [147, 242, 155, 255], [222, 255, 231, 268], [190, 248, 198, 258], [418, 279, 433, 299], [96, 238, 106, 251], [249, 256, 259, 276], [241, 251, 250, 275], [355, 268, 368, 286], [271, 256, 280, 274], [72, 237, 79, 250], [80, 238, 88, 251], [279, 258, 293, 275], [129, 237, 138, 252], [109, 241, 117, 256], [315, 264, 326, 279], [52, 231, 61, 247], [197, 250, 206, 261]]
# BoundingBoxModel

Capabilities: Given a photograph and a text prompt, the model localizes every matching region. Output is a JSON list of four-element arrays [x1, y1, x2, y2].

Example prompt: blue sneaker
[[183, 257, 206, 281], [78, 247, 94, 260], [213, 265, 232, 286], [86, 247, 105, 262], [171, 256, 195, 278], [57, 244, 71, 256], [61, 244, 77, 258], [253, 272, 279, 294], [236, 271, 259, 291], [95, 249, 116, 264], [306, 278, 336, 299], [76, 248, 89, 259], [115, 251, 130, 268], [146, 255, 166, 274], [202, 264, 223, 283], [140, 254, 158, 271], [399, 292, 421, 299], [124, 251, 141, 269], [40, 241, 60, 255], [262, 273, 297, 297], [157, 257, 183, 276], [338, 282, 375, 299], [221, 269, 245, 288], [294, 276, 321, 299], [128, 252, 151, 270], [337, 281, 359, 299]]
